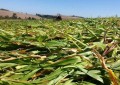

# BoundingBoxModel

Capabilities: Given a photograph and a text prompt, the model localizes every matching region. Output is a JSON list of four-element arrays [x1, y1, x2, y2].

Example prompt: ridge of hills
[[0, 9, 40, 19], [0, 8, 82, 20]]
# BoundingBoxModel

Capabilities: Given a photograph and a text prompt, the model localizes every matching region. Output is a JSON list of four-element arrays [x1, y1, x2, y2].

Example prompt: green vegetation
[[0, 18, 120, 85]]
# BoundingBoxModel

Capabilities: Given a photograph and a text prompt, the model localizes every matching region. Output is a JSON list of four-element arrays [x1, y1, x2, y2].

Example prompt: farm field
[[0, 18, 120, 85]]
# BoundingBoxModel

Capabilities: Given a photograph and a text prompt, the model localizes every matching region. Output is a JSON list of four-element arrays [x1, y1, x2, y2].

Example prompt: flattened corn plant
[[0, 18, 120, 85]]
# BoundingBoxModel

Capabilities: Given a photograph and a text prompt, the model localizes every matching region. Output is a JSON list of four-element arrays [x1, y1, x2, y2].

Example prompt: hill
[[0, 9, 40, 19], [0, 8, 83, 20]]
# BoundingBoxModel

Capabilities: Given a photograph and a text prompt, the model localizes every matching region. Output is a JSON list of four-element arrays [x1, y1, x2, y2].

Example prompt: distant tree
[[28, 17, 32, 20], [56, 14, 62, 21], [4, 15, 9, 19], [0, 16, 4, 19], [72, 15, 76, 17], [36, 13, 40, 16], [12, 13, 17, 19], [31, 17, 36, 20], [18, 17, 21, 19]]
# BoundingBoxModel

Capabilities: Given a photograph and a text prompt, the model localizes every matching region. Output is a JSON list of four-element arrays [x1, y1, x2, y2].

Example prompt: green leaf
[[48, 70, 73, 85], [21, 68, 40, 80], [87, 70, 103, 83], [112, 48, 118, 57], [76, 64, 88, 73], [45, 40, 67, 47], [16, 65, 28, 70], [40, 68, 63, 84], [111, 60, 120, 70], [52, 56, 81, 66], [0, 63, 17, 69], [93, 42, 106, 50], [0, 34, 10, 41], [80, 51, 93, 56], [0, 29, 14, 36], [63, 80, 73, 85]]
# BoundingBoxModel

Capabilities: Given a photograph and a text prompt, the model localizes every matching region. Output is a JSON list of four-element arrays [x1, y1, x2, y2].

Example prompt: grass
[[0, 18, 120, 85]]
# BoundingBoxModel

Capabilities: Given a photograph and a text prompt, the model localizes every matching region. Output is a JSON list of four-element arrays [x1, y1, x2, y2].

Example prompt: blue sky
[[0, 0, 120, 17]]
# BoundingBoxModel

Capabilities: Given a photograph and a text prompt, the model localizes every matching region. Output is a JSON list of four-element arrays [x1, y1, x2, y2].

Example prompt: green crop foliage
[[0, 18, 120, 85]]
